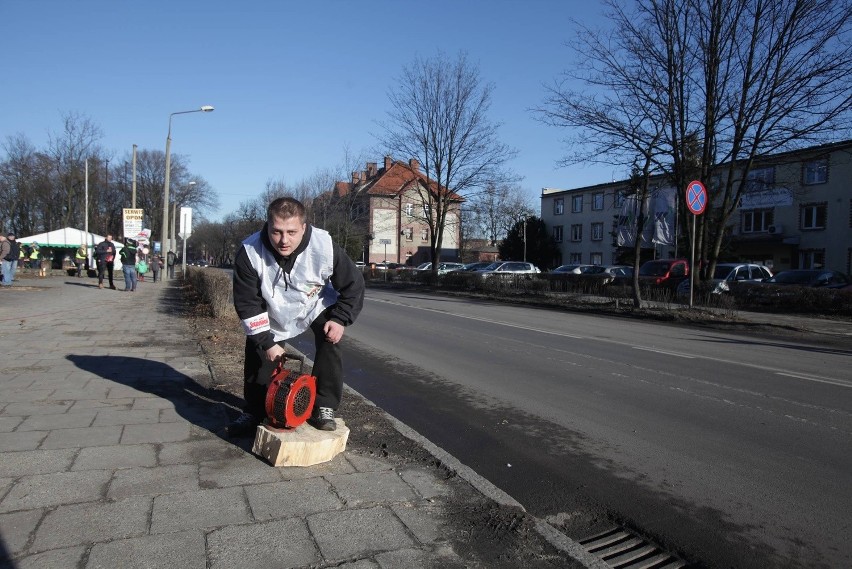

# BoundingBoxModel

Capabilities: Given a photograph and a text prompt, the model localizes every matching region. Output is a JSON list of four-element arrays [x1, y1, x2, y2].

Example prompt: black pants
[[243, 311, 343, 420], [97, 262, 114, 287]]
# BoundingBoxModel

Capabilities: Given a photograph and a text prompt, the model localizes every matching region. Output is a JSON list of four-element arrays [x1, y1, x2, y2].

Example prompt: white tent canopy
[[17, 227, 123, 268], [18, 227, 107, 248]]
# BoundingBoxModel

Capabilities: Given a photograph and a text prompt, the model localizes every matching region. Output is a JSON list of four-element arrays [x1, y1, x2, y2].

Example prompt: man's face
[[106, 234, 113, 241], [267, 215, 306, 257]]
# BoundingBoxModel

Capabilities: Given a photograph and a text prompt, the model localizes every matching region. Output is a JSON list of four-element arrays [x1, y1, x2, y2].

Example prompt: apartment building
[[331, 156, 462, 266], [541, 140, 852, 273]]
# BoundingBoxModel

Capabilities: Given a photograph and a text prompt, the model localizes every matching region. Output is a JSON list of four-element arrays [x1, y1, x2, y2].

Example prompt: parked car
[[355, 260, 366, 268], [638, 258, 690, 291], [413, 262, 464, 274], [762, 269, 850, 288], [552, 264, 595, 274], [459, 261, 494, 272], [677, 263, 773, 297], [373, 262, 406, 271], [477, 261, 541, 278], [437, 262, 464, 274], [577, 264, 633, 286]]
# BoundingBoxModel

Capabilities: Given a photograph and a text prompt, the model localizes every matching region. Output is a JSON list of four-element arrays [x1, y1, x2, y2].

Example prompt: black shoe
[[308, 407, 336, 431], [226, 412, 261, 437]]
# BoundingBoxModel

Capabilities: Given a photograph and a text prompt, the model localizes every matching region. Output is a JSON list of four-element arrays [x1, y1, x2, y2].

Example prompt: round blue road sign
[[686, 180, 707, 215]]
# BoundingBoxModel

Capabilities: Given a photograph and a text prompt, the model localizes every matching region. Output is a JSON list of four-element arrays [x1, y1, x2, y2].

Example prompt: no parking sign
[[685, 180, 707, 215]]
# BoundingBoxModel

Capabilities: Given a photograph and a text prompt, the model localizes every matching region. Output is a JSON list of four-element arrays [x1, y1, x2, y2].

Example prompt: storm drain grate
[[579, 526, 686, 568]]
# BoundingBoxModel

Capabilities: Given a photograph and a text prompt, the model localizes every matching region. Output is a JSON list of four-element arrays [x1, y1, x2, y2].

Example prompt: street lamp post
[[161, 105, 213, 280]]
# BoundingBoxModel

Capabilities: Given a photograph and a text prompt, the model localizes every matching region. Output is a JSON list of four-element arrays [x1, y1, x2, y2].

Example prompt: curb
[[342, 383, 608, 569]]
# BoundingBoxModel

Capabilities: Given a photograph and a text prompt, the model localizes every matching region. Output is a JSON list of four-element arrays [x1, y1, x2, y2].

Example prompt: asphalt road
[[291, 288, 852, 569]]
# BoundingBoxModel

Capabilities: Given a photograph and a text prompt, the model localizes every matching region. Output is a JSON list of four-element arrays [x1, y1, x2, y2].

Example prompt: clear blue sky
[[1, 0, 615, 222]]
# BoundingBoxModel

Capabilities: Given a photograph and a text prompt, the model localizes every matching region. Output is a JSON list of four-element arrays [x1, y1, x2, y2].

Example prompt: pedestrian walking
[[0, 234, 15, 286], [75, 245, 87, 277], [166, 250, 176, 278], [151, 253, 162, 282], [119, 238, 138, 292], [95, 234, 117, 289]]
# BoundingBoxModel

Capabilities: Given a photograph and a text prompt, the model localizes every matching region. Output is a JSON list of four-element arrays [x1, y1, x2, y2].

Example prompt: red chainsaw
[[264, 354, 316, 429]]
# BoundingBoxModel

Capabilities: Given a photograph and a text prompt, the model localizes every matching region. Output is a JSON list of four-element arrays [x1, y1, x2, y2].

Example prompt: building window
[[591, 222, 604, 241], [554, 198, 564, 215], [592, 193, 604, 210], [403, 228, 413, 241], [553, 225, 563, 243], [571, 195, 583, 213], [420, 228, 429, 241], [571, 224, 582, 242], [569, 253, 582, 263], [591, 252, 603, 265], [613, 191, 625, 209], [799, 249, 825, 269], [422, 203, 431, 219], [404, 203, 414, 218], [800, 202, 827, 230], [746, 167, 775, 192], [742, 209, 774, 233], [803, 159, 828, 185]]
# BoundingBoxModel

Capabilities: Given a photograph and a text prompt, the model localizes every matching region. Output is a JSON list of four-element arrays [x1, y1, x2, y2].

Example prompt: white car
[[477, 261, 541, 278]]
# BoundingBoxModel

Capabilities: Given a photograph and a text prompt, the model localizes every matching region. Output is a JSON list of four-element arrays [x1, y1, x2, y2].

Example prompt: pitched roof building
[[332, 156, 463, 265]]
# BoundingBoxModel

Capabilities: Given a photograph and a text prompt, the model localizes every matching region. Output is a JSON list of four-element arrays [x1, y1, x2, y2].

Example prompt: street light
[[161, 105, 213, 280]]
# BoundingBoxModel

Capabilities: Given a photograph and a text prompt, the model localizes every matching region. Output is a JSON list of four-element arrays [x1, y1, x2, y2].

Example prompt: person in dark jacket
[[228, 196, 365, 436], [1, 233, 17, 286], [119, 238, 138, 292], [95, 234, 117, 289]]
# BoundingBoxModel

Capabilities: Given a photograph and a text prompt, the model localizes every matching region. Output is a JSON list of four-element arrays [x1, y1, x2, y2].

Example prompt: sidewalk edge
[[340, 382, 607, 569]]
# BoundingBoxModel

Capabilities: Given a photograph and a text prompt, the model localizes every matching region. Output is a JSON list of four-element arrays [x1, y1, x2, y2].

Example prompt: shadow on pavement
[[0, 535, 15, 569], [65, 354, 253, 451]]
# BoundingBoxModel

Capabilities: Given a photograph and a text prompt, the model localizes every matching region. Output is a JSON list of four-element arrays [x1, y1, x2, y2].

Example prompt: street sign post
[[180, 207, 192, 274], [379, 238, 391, 281], [685, 180, 707, 307]]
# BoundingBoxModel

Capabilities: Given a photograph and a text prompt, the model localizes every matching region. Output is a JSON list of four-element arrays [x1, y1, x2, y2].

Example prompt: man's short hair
[[267, 197, 306, 224]]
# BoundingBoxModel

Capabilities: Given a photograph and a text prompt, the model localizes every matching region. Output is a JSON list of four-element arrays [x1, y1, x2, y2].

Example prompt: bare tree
[[538, 0, 852, 283], [46, 111, 105, 229], [0, 134, 40, 235], [379, 51, 516, 274]]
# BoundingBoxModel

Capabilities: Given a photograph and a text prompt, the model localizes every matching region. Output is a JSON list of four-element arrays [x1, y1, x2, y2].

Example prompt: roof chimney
[[409, 158, 420, 173], [384, 155, 392, 170], [367, 162, 377, 178], [351, 171, 359, 184]]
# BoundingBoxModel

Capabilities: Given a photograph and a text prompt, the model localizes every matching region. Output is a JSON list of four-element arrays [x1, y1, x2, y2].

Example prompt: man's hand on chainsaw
[[324, 320, 344, 344], [265, 343, 285, 363]]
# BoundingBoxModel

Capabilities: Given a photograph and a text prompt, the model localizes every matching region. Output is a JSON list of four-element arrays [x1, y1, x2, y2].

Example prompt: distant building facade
[[330, 156, 462, 266], [541, 140, 852, 273]]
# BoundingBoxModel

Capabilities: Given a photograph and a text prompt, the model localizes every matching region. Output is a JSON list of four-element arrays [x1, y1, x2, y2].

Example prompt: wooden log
[[252, 419, 349, 467]]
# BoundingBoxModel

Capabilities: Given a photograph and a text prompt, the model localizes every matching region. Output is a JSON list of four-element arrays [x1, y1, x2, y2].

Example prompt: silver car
[[677, 262, 773, 296], [477, 261, 541, 278]]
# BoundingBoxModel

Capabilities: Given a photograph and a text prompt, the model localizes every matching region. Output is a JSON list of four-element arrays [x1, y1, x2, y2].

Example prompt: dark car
[[638, 259, 690, 291], [763, 269, 849, 288]]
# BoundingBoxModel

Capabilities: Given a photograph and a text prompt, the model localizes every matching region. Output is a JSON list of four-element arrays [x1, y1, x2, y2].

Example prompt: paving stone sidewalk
[[0, 275, 536, 569]]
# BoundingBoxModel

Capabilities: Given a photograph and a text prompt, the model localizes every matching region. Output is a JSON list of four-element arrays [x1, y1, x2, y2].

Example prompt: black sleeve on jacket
[[232, 245, 276, 351], [328, 244, 365, 327]]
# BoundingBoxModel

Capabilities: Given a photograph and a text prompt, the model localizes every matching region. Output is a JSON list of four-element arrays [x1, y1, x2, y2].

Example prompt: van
[[638, 259, 690, 291]]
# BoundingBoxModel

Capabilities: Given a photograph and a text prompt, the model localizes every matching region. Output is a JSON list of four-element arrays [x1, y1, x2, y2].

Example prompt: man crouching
[[228, 197, 365, 436]]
